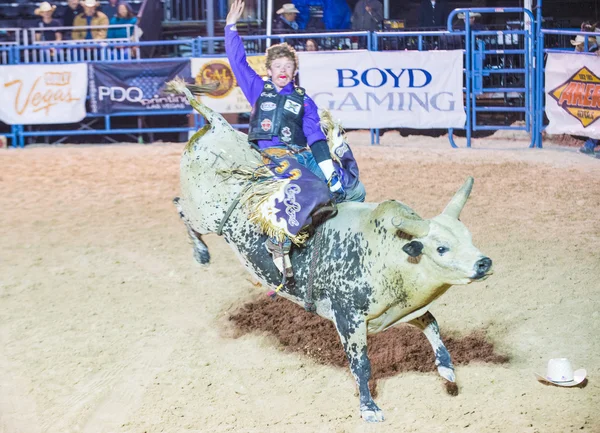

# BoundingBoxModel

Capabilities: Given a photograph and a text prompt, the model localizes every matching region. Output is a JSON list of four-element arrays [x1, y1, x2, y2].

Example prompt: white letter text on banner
[[0, 64, 87, 125]]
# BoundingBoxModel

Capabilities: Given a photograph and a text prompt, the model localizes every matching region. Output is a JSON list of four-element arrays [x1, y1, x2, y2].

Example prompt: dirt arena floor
[[1, 132, 599, 433]]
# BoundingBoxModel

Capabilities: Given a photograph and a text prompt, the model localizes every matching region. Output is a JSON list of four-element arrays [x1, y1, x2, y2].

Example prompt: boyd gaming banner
[[297, 50, 466, 129], [545, 52, 600, 138], [191, 56, 266, 113], [0, 63, 87, 125], [88, 60, 191, 114]]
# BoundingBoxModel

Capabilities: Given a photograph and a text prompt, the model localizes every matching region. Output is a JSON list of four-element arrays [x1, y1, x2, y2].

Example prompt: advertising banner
[[0, 63, 87, 125], [297, 50, 466, 129], [88, 60, 192, 114], [191, 56, 266, 114], [545, 52, 600, 138]]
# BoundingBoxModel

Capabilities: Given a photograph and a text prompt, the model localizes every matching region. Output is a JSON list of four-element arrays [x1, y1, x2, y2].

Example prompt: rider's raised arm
[[224, 25, 264, 106], [224, 9, 265, 107]]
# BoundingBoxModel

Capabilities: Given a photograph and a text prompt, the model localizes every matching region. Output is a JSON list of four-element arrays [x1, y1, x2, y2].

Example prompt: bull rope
[[304, 224, 324, 313]]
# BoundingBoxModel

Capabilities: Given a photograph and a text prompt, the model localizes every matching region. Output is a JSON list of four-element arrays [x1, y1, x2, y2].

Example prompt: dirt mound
[[229, 297, 509, 395]]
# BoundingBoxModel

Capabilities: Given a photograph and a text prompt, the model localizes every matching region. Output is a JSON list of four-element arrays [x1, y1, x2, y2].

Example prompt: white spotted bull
[[168, 80, 493, 422]]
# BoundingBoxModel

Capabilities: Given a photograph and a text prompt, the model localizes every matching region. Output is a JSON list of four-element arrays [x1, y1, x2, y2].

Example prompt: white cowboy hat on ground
[[80, 0, 100, 7], [276, 3, 300, 14], [457, 12, 482, 20], [535, 358, 586, 387], [34, 1, 57, 15]]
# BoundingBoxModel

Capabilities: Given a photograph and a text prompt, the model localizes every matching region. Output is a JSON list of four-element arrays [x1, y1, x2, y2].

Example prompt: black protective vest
[[248, 82, 307, 146]]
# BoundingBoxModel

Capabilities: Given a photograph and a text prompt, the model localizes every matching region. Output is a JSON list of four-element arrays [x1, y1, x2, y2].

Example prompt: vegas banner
[[297, 50, 466, 129], [88, 60, 192, 114], [0, 63, 87, 125], [545, 52, 600, 138]]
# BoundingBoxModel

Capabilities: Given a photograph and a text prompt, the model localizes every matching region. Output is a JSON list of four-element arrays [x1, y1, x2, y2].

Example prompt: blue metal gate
[[447, 8, 538, 148]]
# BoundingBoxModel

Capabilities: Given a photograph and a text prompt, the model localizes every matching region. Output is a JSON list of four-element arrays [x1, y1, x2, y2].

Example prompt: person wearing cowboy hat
[[274, 3, 300, 32], [35, 2, 63, 42], [72, 0, 109, 40], [571, 34, 598, 53], [456, 11, 485, 30]]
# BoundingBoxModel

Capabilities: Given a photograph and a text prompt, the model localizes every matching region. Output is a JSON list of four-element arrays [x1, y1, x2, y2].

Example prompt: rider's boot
[[265, 237, 293, 278]]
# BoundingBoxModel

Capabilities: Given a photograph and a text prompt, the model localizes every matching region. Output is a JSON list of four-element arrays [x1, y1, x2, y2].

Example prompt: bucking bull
[[167, 80, 493, 422]]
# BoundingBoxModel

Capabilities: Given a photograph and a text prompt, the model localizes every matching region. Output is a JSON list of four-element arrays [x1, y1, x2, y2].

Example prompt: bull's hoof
[[194, 248, 210, 265], [444, 381, 459, 396], [360, 402, 385, 423]]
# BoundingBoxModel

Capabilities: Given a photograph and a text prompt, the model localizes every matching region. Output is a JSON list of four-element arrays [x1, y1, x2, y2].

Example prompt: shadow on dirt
[[229, 297, 509, 396]]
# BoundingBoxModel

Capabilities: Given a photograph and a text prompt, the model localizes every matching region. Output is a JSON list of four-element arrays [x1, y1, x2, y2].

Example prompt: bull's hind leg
[[408, 311, 458, 395], [173, 197, 210, 265], [333, 311, 384, 422]]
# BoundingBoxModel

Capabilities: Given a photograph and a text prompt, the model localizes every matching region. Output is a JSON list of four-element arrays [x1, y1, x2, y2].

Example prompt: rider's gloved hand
[[328, 171, 346, 203]]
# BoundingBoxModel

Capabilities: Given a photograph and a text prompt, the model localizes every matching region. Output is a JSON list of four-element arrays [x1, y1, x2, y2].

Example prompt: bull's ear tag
[[402, 241, 423, 258]]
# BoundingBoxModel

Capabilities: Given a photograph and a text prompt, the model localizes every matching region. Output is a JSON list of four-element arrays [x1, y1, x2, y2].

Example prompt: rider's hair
[[265, 43, 298, 71]]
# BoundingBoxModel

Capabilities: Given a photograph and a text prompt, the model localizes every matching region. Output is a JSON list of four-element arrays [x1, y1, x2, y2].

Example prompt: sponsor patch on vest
[[281, 126, 292, 142], [284, 99, 302, 115], [261, 118, 272, 132], [260, 101, 276, 111], [264, 83, 274, 90], [260, 92, 277, 98], [295, 87, 305, 96]]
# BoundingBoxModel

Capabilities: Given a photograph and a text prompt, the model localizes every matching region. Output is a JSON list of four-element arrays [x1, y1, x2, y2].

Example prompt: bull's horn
[[442, 176, 474, 219], [392, 216, 430, 238]]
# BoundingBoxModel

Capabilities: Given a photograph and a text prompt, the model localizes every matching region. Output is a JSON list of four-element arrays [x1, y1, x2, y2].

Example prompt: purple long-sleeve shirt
[[225, 24, 326, 149]]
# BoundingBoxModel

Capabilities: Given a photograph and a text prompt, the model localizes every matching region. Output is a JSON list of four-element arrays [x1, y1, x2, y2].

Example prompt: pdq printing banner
[[545, 52, 600, 138], [191, 56, 266, 114], [297, 50, 466, 129], [88, 60, 192, 114], [0, 63, 87, 125]]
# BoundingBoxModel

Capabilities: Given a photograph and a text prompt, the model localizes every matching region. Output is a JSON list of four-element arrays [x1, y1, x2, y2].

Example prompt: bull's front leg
[[333, 310, 384, 422], [408, 311, 458, 395]]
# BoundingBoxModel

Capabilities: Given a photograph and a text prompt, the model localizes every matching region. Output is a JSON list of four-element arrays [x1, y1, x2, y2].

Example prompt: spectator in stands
[[59, 0, 83, 39], [72, 0, 109, 40], [418, 0, 448, 28], [305, 38, 318, 51], [456, 11, 485, 30], [107, 2, 137, 39], [274, 3, 300, 32], [351, 0, 383, 31], [102, 0, 118, 19], [35, 2, 63, 42], [571, 35, 597, 53]]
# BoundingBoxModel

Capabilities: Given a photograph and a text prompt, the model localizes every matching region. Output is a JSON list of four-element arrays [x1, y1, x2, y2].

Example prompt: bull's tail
[[174, 197, 211, 265], [164, 78, 225, 126]]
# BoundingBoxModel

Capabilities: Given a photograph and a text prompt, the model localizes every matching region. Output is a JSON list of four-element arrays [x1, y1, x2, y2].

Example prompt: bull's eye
[[437, 246, 449, 255]]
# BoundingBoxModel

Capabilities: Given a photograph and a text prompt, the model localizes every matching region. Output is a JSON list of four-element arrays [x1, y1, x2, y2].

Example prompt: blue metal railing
[[7, 3, 586, 151]]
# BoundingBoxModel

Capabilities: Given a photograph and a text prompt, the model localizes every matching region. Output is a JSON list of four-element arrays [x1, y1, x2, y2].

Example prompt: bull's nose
[[474, 257, 492, 278]]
